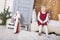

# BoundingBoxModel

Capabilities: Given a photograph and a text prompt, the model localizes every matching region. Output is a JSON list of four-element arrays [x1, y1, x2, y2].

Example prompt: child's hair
[[41, 5, 46, 8], [41, 5, 49, 14], [40, 5, 47, 12]]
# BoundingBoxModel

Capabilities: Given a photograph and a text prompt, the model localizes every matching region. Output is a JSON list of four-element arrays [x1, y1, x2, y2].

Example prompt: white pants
[[39, 25, 48, 35]]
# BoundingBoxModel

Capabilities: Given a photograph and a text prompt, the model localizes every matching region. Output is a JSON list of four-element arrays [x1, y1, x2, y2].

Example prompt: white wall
[[5, 0, 13, 12], [0, 0, 13, 12], [0, 0, 5, 12]]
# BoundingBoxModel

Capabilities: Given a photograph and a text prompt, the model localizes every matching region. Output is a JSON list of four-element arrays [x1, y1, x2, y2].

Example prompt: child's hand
[[42, 21, 44, 23]]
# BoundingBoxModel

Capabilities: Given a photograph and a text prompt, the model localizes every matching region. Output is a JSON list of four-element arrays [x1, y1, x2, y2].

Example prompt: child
[[37, 5, 49, 36], [13, 11, 21, 34]]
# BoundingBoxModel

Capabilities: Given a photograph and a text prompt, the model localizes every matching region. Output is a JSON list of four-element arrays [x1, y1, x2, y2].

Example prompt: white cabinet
[[12, 0, 34, 25]]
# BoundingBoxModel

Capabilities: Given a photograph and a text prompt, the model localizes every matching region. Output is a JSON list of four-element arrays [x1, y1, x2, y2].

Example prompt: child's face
[[41, 6, 46, 12]]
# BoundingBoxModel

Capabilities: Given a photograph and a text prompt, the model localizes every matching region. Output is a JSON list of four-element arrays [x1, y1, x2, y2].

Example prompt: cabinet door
[[12, 0, 34, 25]]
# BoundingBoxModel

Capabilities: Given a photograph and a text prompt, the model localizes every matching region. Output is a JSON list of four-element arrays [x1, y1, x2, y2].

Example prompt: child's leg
[[44, 25, 48, 35], [39, 25, 42, 34]]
